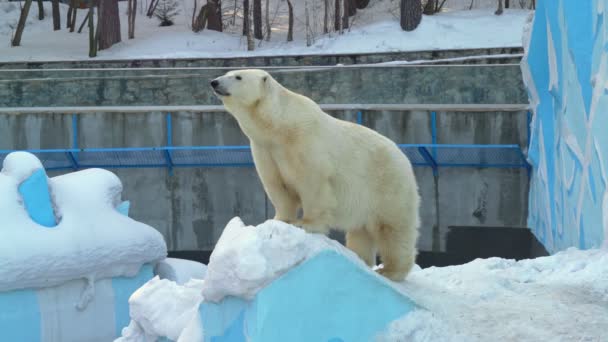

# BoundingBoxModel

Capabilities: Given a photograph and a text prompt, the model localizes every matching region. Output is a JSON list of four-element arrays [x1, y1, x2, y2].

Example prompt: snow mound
[[393, 248, 608, 341], [376, 309, 467, 342], [116, 276, 205, 342], [154, 258, 207, 285], [0, 152, 167, 292], [201, 217, 369, 302]]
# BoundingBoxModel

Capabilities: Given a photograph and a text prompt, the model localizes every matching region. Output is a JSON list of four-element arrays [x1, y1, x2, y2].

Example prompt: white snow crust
[[116, 217, 608, 341], [200, 217, 366, 302], [115, 276, 205, 342], [0, 152, 167, 292]]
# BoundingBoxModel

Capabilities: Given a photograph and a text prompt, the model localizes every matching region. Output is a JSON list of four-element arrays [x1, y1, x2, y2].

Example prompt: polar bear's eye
[[236, 76, 242, 81]]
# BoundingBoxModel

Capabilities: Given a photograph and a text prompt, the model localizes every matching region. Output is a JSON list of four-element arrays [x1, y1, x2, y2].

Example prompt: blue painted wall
[[522, 0, 608, 253]]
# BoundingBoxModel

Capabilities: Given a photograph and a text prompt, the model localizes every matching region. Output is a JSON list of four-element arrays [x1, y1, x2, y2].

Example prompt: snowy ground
[[0, 0, 532, 62], [118, 218, 608, 342]]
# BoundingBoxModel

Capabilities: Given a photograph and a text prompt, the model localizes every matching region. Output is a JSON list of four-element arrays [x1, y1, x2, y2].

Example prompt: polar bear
[[210, 69, 420, 281]]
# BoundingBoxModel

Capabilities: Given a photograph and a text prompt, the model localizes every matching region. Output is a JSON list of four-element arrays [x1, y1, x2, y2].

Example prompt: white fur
[[211, 69, 420, 281]]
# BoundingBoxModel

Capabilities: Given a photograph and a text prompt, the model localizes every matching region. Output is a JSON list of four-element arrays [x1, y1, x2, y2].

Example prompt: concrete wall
[[521, 0, 607, 252], [0, 65, 527, 107], [0, 47, 523, 70], [0, 109, 529, 252]]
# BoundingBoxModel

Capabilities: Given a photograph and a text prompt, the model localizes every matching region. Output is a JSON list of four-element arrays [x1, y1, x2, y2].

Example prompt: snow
[[200, 217, 362, 302], [115, 276, 205, 342], [0, 0, 531, 62], [122, 217, 608, 341], [0, 152, 167, 292], [1, 151, 44, 183], [153, 257, 207, 285], [387, 248, 608, 342]]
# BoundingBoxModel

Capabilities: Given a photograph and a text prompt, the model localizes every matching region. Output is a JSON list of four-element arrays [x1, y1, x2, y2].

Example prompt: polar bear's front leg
[[251, 144, 300, 223], [293, 176, 336, 235]]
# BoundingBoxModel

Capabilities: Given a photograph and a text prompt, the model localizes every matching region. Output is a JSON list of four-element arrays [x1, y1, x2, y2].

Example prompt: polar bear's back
[[319, 118, 419, 228]]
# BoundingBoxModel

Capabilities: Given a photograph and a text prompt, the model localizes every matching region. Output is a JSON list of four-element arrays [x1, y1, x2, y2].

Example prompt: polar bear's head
[[210, 69, 273, 107]]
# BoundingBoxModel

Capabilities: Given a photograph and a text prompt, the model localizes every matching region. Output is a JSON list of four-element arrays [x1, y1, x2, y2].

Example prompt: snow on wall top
[[0, 152, 167, 292], [522, 0, 608, 252]]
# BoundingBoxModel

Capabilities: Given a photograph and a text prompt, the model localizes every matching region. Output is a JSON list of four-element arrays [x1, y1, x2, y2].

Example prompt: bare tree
[[264, 0, 270, 40], [342, 0, 348, 29], [286, 0, 293, 41], [305, 0, 311, 46], [342, 0, 354, 29], [247, 0, 254, 50], [69, 0, 78, 33], [400, 0, 422, 31], [334, 0, 341, 32], [52, 0, 61, 30], [207, 0, 222, 31], [78, 10, 90, 33], [98, 0, 121, 50], [36, 0, 44, 20], [323, 0, 329, 34], [11, 0, 33, 47], [127, 0, 137, 38], [67, 0, 75, 30], [253, 0, 262, 39], [355, 0, 369, 8], [495, 0, 503, 15], [242, 0, 249, 35], [495, 0, 510, 15], [192, 4, 208, 32], [423, 0, 447, 14], [88, 2, 97, 57], [147, 0, 160, 17]]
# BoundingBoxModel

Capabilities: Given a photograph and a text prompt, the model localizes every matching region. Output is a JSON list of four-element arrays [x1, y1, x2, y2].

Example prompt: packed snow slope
[[0, 0, 531, 62], [0, 151, 167, 292], [117, 218, 608, 342]]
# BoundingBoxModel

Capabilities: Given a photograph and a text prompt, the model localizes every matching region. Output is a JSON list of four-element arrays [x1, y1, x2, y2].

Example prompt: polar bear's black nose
[[210, 80, 219, 88]]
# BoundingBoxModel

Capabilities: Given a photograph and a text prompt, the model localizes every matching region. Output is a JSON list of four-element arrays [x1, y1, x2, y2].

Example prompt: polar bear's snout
[[210, 77, 230, 97]]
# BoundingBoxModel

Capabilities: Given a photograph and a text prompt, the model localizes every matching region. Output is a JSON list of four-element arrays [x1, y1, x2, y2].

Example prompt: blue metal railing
[[0, 111, 531, 174]]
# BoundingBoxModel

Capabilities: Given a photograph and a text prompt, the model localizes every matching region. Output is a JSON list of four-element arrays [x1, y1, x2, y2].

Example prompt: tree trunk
[[132, 0, 137, 38], [52, 0, 60, 30], [37, 0, 44, 20], [323, 0, 329, 34], [495, 0, 503, 15], [70, 7, 77, 32], [505, 0, 509, 8], [334, 0, 341, 32], [305, 0, 311, 46], [253, 0, 262, 39], [355, 0, 369, 9], [264, 0, 270, 40], [67, 4, 73, 29], [400, 0, 422, 31], [242, 0, 249, 36], [193, 4, 208, 31], [342, 0, 354, 30], [127, 0, 137, 38], [286, 0, 293, 41], [342, 0, 348, 29], [88, 5, 97, 57], [247, 0, 254, 49], [98, 0, 121, 50], [11, 0, 33, 47], [346, 0, 356, 16], [147, 0, 159, 17], [191, 0, 197, 27], [423, 0, 435, 14], [78, 11, 89, 33], [207, 0, 222, 31]]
